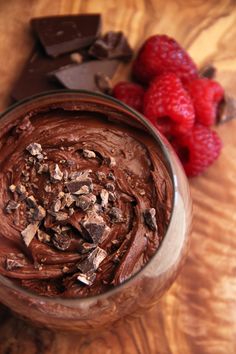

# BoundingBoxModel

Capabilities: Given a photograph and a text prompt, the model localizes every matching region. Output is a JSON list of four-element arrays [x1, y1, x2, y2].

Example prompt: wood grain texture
[[0, 0, 236, 353]]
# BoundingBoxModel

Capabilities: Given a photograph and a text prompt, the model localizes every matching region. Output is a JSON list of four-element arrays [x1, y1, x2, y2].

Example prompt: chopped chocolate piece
[[49, 163, 63, 182], [199, 64, 216, 79], [37, 229, 51, 243], [75, 194, 96, 211], [77, 272, 96, 286], [54, 211, 69, 221], [107, 172, 115, 180], [21, 223, 39, 246], [139, 189, 146, 196], [69, 169, 92, 180], [58, 191, 65, 199], [16, 184, 26, 195], [100, 189, 109, 208], [26, 143, 42, 156], [52, 232, 71, 251], [217, 95, 236, 124], [36, 153, 44, 162], [94, 73, 112, 94], [83, 149, 96, 159], [38, 163, 49, 174], [107, 156, 116, 167], [77, 246, 107, 273], [44, 185, 52, 193], [31, 14, 101, 57], [5, 200, 20, 214], [68, 207, 74, 216], [61, 193, 74, 208], [108, 192, 117, 202], [52, 199, 62, 212], [109, 207, 123, 223], [9, 184, 16, 193], [26, 195, 38, 208], [33, 205, 46, 221], [11, 49, 76, 101], [70, 52, 83, 64], [5, 257, 24, 271], [105, 182, 115, 192], [51, 60, 119, 92], [80, 211, 106, 243], [89, 31, 133, 61], [66, 179, 92, 195], [143, 208, 157, 231]]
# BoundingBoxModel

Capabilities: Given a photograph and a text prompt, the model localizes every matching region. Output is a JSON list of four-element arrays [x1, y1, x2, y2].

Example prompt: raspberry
[[173, 124, 222, 177], [143, 73, 195, 137], [113, 82, 145, 112], [132, 35, 198, 84], [185, 78, 224, 126]]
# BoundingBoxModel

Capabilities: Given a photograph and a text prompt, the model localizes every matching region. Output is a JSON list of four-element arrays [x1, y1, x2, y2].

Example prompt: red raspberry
[[132, 35, 198, 84], [113, 82, 145, 112], [143, 73, 195, 137], [173, 124, 222, 177], [185, 78, 224, 126]]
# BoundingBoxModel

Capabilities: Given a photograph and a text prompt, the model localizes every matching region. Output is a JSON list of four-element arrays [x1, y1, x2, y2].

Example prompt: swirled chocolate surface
[[0, 104, 173, 298]]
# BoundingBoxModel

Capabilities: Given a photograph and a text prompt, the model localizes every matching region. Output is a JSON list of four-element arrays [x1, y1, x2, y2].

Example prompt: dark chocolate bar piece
[[11, 49, 76, 101], [31, 14, 101, 57], [51, 59, 119, 91], [89, 31, 133, 61]]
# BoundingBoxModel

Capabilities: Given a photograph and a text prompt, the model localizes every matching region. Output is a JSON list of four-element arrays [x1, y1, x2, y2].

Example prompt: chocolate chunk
[[49, 163, 63, 182], [83, 149, 96, 159], [77, 246, 107, 273], [37, 163, 49, 174], [100, 189, 109, 208], [107, 172, 115, 180], [89, 31, 133, 61], [143, 208, 157, 231], [75, 194, 96, 211], [37, 229, 51, 243], [199, 64, 216, 79], [44, 185, 52, 193], [9, 184, 16, 193], [5, 200, 20, 214], [61, 193, 75, 208], [33, 205, 46, 221], [217, 95, 236, 124], [11, 49, 76, 101], [5, 257, 24, 271], [94, 73, 112, 94], [77, 271, 96, 286], [108, 192, 117, 202], [51, 59, 119, 92], [26, 143, 42, 156], [31, 14, 101, 57], [49, 210, 69, 221], [109, 207, 123, 223], [52, 232, 71, 251], [26, 195, 38, 208], [66, 179, 92, 195], [70, 52, 83, 64], [80, 211, 106, 243], [96, 171, 106, 181], [16, 184, 27, 195], [21, 222, 39, 247], [52, 199, 62, 212]]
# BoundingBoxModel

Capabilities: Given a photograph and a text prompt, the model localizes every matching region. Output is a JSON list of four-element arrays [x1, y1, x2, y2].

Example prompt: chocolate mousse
[[0, 99, 173, 298]]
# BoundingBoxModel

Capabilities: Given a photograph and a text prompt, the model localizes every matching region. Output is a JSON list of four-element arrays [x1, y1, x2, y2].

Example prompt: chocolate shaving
[[26, 142, 42, 156], [5, 200, 20, 213], [88, 31, 133, 61], [80, 211, 106, 243], [21, 222, 39, 246], [143, 208, 157, 231], [77, 246, 107, 273], [94, 73, 112, 94], [109, 207, 123, 223], [217, 95, 236, 124], [83, 149, 96, 159], [52, 232, 71, 251], [49, 163, 63, 182], [77, 271, 96, 286]]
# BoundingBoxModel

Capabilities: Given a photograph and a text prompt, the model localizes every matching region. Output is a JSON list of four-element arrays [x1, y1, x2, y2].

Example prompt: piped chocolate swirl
[[0, 104, 173, 298]]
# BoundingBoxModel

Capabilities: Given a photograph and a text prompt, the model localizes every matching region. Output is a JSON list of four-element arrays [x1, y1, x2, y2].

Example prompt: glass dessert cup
[[0, 91, 192, 332]]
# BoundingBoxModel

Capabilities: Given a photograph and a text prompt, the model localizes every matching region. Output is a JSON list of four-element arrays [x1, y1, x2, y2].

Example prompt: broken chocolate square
[[66, 177, 93, 195], [31, 14, 101, 57], [77, 246, 107, 273], [75, 194, 96, 211], [89, 31, 133, 61], [51, 59, 119, 91], [143, 208, 157, 231], [80, 211, 106, 243], [21, 222, 39, 247]]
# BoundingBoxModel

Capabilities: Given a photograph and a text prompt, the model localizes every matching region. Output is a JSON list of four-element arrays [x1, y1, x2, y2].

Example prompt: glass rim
[[0, 89, 179, 305]]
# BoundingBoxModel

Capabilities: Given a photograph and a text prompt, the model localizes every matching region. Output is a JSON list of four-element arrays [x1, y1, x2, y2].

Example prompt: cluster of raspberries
[[113, 35, 224, 177]]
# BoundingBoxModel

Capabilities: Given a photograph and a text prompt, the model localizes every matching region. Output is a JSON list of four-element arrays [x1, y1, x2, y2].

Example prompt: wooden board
[[0, 0, 236, 353]]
